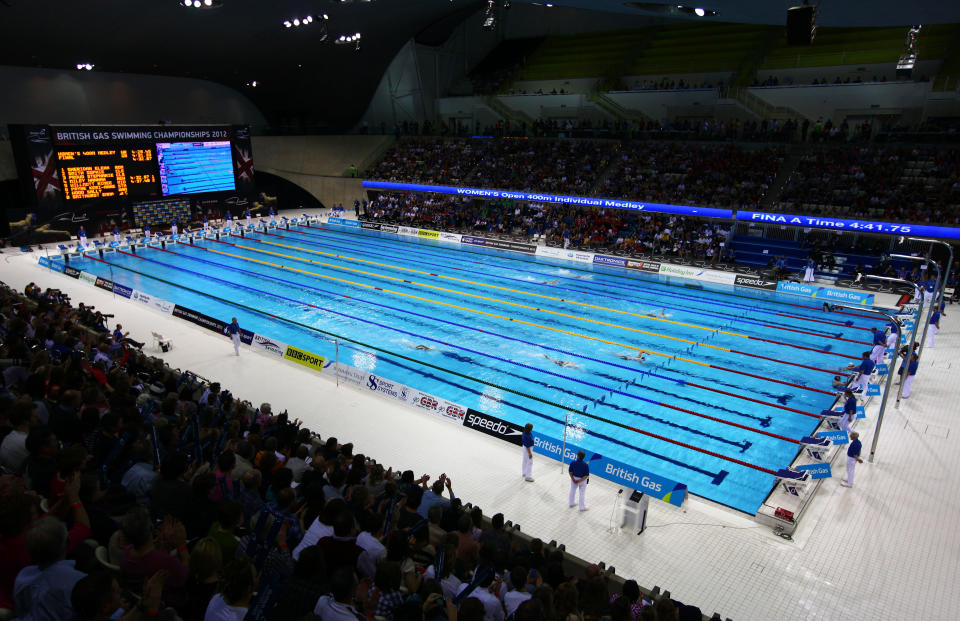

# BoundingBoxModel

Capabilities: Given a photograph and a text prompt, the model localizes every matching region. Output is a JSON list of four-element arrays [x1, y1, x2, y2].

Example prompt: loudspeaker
[[786, 5, 816, 45]]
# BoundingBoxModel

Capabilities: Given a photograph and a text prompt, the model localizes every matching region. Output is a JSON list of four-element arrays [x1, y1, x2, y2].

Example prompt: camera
[[103, 313, 115, 318]]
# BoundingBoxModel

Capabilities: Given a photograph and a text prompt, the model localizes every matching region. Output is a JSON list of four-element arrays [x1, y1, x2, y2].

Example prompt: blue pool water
[[55, 224, 886, 513]]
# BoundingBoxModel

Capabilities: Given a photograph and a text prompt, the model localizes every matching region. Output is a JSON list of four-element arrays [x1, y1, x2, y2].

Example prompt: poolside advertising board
[[251, 333, 287, 358], [626, 259, 661, 273], [327, 217, 360, 229], [459, 409, 687, 506], [657, 264, 737, 285], [283, 345, 327, 373], [536, 246, 595, 264], [775, 281, 875, 305], [734, 275, 778, 291], [360, 222, 382, 231], [63, 266, 81, 279], [593, 254, 627, 268], [172, 304, 254, 345], [130, 290, 174, 314], [334, 363, 466, 425], [438, 232, 462, 244]]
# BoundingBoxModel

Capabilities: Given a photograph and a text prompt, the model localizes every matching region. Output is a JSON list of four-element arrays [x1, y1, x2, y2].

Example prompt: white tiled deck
[[4, 236, 957, 621]]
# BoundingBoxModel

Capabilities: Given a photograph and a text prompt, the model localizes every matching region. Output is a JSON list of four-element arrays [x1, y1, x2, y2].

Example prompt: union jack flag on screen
[[32, 152, 62, 199]]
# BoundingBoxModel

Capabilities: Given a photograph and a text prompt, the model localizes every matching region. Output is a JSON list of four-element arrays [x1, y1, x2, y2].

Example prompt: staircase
[[730, 86, 805, 121], [589, 92, 653, 123], [760, 147, 805, 209], [485, 95, 535, 125]]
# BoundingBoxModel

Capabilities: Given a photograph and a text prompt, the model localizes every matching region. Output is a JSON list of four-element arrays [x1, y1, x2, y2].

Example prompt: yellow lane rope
[[225, 239, 734, 354], [255, 236, 749, 338], [202, 243, 717, 368]]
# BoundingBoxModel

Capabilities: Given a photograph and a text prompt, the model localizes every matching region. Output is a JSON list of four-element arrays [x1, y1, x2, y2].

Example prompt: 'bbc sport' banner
[[282, 345, 327, 373], [460, 409, 687, 507], [776, 281, 875, 305]]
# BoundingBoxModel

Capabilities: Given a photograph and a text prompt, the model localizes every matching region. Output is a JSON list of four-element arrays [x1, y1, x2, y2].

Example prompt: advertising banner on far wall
[[776, 281, 875, 305]]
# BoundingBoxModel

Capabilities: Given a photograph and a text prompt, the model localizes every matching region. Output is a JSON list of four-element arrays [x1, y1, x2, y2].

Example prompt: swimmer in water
[[832, 375, 848, 390], [646, 309, 667, 317], [414, 344, 434, 351], [542, 354, 579, 368], [617, 353, 647, 362], [543, 279, 559, 285]]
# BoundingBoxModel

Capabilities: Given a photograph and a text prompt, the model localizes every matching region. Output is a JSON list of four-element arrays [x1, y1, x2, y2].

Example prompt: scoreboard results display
[[50, 125, 254, 202], [57, 147, 158, 200]]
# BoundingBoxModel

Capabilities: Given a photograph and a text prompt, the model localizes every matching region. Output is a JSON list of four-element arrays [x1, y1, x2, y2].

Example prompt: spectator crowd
[[0, 281, 705, 620]]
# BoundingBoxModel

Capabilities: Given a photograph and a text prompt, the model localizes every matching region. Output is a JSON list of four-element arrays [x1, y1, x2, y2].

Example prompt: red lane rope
[[661, 403, 800, 444], [764, 323, 872, 346], [685, 382, 821, 419], [628, 425, 778, 475], [729, 349, 845, 375], [749, 336, 859, 359], [775, 312, 873, 331]]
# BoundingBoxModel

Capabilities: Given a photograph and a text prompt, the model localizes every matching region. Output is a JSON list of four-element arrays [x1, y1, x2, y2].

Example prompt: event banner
[[776, 281, 875, 305], [626, 259, 661, 273], [736, 210, 960, 240], [362, 180, 734, 219]]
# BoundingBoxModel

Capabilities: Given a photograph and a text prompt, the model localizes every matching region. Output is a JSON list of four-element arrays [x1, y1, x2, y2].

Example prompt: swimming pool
[[52, 223, 886, 513]]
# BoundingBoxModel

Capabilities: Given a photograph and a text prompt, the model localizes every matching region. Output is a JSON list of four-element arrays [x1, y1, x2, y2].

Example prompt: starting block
[[800, 436, 832, 461], [776, 468, 811, 497]]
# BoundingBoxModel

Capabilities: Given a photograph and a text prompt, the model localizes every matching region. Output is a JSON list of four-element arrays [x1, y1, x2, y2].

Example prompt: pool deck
[[6, 226, 958, 621]]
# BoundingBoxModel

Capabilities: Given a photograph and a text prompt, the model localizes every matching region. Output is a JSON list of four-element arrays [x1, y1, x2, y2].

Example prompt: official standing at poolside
[[927, 308, 941, 348], [78, 226, 88, 248], [521, 424, 534, 482], [803, 257, 816, 283], [869, 328, 886, 365], [569, 451, 589, 511], [841, 432, 863, 487], [226, 317, 241, 356], [851, 351, 875, 394], [902, 352, 920, 398], [840, 390, 857, 433]]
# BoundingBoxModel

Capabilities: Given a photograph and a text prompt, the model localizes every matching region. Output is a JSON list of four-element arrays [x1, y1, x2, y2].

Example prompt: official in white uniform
[[803, 257, 816, 283], [568, 451, 589, 511], [521, 423, 534, 482], [885, 323, 898, 350], [869, 328, 886, 365]]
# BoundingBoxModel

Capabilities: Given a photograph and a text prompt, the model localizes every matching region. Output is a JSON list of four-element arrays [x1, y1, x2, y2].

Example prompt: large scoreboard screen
[[57, 147, 159, 200], [15, 124, 255, 205]]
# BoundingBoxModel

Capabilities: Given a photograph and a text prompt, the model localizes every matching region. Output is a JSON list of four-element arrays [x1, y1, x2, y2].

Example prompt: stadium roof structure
[[0, 0, 954, 131]]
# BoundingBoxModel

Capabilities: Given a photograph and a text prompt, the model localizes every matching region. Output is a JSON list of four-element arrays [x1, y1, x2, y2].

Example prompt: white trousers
[[803, 267, 815, 282], [923, 291, 933, 307], [870, 344, 885, 364], [79, 235, 87, 247], [902, 374, 915, 398], [927, 325, 938, 348], [846, 456, 858, 485], [855, 373, 870, 392], [569, 479, 587, 510], [522, 450, 533, 478], [886, 333, 897, 349], [231, 333, 241, 355]]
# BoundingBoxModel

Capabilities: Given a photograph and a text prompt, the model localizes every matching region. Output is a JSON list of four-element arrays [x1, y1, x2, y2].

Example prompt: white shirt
[[0, 430, 29, 474], [204, 594, 247, 621], [314, 595, 364, 621], [285, 457, 309, 482], [457, 583, 504, 621], [423, 566, 463, 601], [356, 530, 386, 578], [504, 590, 531, 619], [293, 518, 333, 560]]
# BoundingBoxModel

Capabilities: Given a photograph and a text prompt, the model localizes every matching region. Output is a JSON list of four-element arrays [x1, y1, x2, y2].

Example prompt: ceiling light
[[204, 0, 212, 5], [183, 0, 191, 5], [694, 7, 705, 16], [283, 20, 291, 27], [293, 18, 300, 25]]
